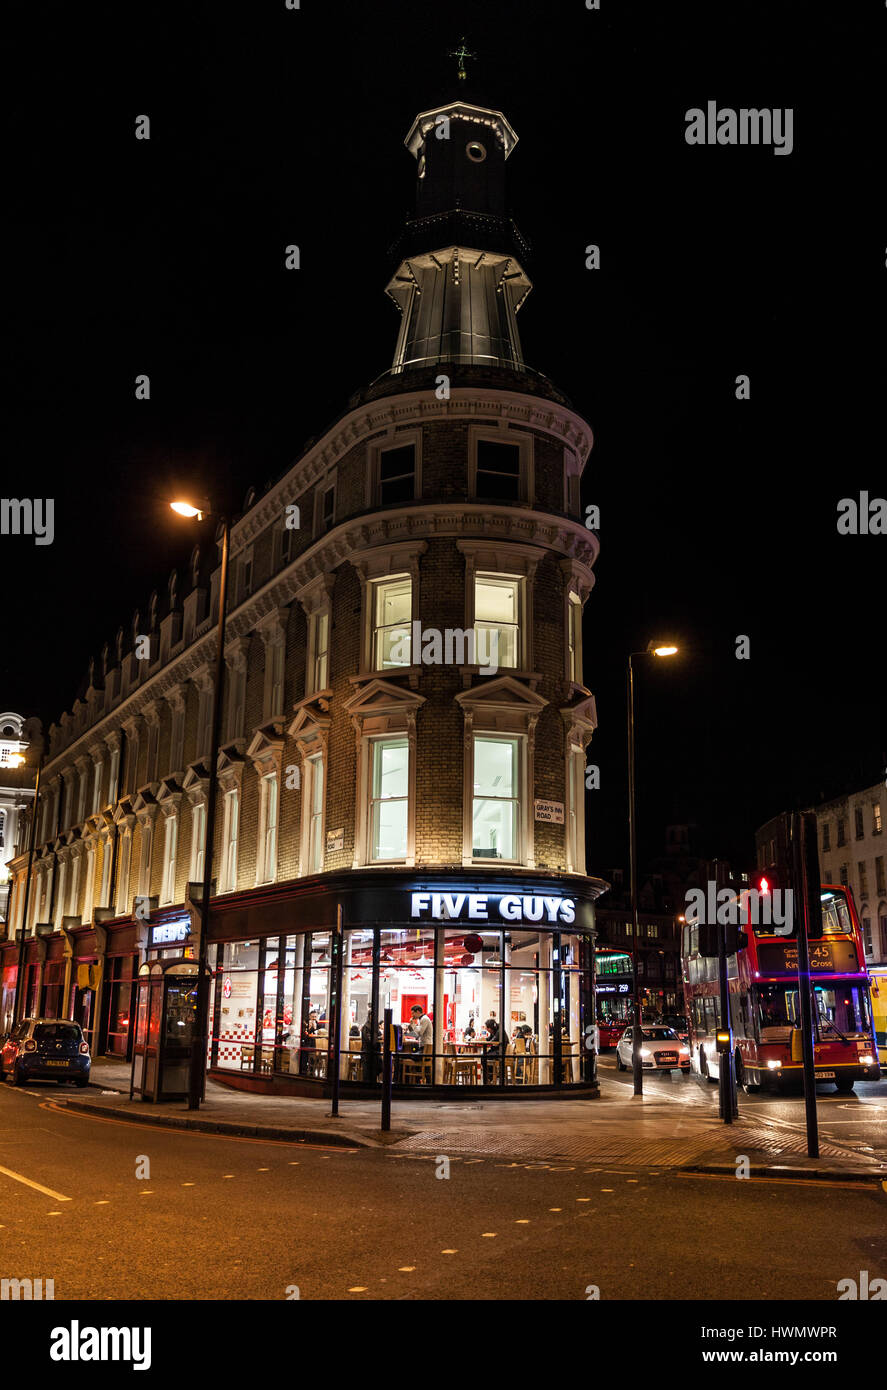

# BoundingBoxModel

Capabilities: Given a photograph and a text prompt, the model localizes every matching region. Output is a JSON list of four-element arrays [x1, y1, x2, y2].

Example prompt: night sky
[[5, 0, 885, 877]]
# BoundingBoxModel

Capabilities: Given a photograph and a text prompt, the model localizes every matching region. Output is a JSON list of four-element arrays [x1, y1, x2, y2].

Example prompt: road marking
[[398, 1266, 416, 1271], [0, 1162, 71, 1202], [677, 1171, 879, 1191], [348, 1286, 367, 1292], [481, 1232, 497, 1238], [515, 1219, 530, 1224], [441, 1249, 457, 1254], [182, 1182, 195, 1186], [549, 1207, 562, 1211]]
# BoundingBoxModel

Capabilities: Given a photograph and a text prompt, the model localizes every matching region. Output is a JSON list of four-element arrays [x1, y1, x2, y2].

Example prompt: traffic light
[[715, 1029, 730, 1055]]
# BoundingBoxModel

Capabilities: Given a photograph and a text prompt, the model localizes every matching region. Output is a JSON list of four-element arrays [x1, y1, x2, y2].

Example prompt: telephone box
[[130, 959, 210, 1102]]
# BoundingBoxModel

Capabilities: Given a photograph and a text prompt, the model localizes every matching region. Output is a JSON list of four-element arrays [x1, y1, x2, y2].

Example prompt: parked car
[[597, 1018, 628, 1050], [0, 1019, 91, 1087], [616, 1024, 690, 1074]]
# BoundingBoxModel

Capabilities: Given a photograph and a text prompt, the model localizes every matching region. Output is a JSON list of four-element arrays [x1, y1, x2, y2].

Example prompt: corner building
[[3, 93, 605, 1094]]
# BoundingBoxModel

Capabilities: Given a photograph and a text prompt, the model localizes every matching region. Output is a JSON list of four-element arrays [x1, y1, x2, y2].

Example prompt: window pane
[[474, 737, 516, 797], [379, 445, 415, 481], [475, 578, 517, 624], [473, 798, 515, 859], [375, 578, 411, 627], [477, 440, 520, 476], [372, 797, 408, 861], [373, 740, 408, 799], [377, 625, 411, 667]]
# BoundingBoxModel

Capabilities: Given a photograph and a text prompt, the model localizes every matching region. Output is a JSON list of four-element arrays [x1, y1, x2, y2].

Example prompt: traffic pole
[[381, 1006, 393, 1132], [791, 810, 820, 1158], [328, 903, 344, 1118]]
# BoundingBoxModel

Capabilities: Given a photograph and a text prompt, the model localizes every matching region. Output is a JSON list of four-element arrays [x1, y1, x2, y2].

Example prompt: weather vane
[[449, 37, 476, 82]]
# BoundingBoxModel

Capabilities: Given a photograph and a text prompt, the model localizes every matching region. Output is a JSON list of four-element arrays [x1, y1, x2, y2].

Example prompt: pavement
[[53, 1056, 887, 1183]]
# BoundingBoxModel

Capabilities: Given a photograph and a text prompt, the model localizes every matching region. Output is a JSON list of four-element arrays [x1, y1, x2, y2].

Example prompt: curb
[[682, 1161, 886, 1185], [60, 1097, 379, 1150]]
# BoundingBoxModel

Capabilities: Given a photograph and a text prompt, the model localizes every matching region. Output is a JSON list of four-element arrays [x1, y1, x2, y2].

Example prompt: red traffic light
[[754, 866, 780, 896]]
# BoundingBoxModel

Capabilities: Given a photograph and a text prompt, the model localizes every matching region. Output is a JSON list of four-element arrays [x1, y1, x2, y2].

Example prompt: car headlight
[[640, 1048, 651, 1058]]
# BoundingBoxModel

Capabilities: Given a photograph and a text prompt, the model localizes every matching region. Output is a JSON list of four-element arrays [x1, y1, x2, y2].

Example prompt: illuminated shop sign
[[149, 920, 191, 946], [595, 982, 631, 994], [410, 892, 576, 924]]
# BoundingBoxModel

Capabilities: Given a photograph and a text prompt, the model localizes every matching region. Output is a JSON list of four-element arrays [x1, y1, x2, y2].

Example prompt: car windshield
[[33, 1023, 81, 1043], [642, 1027, 678, 1040]]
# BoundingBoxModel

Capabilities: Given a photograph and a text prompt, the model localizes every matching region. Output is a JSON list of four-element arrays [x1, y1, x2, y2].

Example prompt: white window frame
[[313, 469, 338, 537], [470, 733, 523, 865], [306, 607, 331, 696], [189, 802, 206, 885], [107, 745, 120, 805], [565, 743, 587, 875], [160, 812, 178, 906], [91, 758, 104, 816], [371, 574, 413, 672], [351, 541, 426, 676], [54, 859, 68, 929], [468, 424, 533, 504], [137, 820, 153, 897], [115, 832, 132, 918], [220, 788, 239, 893], [99, 834, 113, 908], [473, 572, 522, 672], [457, 540, 542, 674], [256, 771, 279, 885], [367, 430, 422, 508], [367, 735, 411, 866], [68, 853, 82, 918], [302, 752, 326, 876]]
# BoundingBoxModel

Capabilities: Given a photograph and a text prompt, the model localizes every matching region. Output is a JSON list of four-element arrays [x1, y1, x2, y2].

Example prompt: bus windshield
[[813, 982, 871, 1037]]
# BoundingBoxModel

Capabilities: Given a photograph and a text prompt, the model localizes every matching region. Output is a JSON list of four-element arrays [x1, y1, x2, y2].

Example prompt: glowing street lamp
[[627, 641, 680, 1097], [170, 497, 229, 1110]]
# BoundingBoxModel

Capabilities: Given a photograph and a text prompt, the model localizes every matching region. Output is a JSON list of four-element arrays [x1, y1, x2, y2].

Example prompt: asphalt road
[[1, 1081, 885, 1301], [598, 1054, 887, 1162]]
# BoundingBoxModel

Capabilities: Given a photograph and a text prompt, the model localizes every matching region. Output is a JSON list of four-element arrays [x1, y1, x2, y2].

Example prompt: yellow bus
[[870, 967, 887, 1065]]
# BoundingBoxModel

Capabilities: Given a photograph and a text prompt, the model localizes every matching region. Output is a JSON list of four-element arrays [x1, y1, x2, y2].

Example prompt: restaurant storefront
[[203, 870, 604, 1098]]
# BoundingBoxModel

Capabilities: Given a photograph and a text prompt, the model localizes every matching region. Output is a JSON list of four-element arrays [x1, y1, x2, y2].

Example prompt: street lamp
[[9, 748, 44, 1026], [627, 639, 679, 1097], [170, 497, 230, 1111]]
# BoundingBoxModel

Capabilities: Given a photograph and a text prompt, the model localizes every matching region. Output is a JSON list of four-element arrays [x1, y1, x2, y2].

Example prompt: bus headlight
[[767, 1059, 782, 1070], [858, 1054, 873, 1065]]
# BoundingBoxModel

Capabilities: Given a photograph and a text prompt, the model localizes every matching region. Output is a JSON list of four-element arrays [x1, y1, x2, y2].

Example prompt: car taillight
[[23, 1039, 37, 1052], [79, 1042, 90, 1055]]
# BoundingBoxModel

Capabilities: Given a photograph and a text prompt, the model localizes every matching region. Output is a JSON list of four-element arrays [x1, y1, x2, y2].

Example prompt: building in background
[[0, 712, 40, 1033], [2, 85, 608, 1093]]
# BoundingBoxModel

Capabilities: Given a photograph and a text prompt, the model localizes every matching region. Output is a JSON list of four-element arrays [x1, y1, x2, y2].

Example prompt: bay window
[[474, 575, 520, 670], [372, 576, 412, 669]]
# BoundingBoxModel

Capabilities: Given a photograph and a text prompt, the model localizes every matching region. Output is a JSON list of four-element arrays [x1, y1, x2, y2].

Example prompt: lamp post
[[171, 499, 230, 1111], [10, 747, 44, 1026], [628, 641, 678, 1098]]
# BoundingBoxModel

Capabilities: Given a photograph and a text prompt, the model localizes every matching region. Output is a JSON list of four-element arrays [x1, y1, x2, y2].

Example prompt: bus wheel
[[735, 1057, 760, 1094], [699, 1049, 716, 1083], [834, 1076, 855, 1094]]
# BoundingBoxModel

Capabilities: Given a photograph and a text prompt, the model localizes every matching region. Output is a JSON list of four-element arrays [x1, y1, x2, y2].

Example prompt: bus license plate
[[815, 1071, 835, 1079]]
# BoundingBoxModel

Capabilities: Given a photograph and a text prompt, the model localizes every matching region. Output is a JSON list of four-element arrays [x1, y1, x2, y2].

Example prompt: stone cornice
[[230, 387, 593, 554]]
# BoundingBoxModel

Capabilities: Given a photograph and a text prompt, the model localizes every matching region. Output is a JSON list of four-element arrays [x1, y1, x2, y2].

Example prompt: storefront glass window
[[216, 941, 260, 1071]]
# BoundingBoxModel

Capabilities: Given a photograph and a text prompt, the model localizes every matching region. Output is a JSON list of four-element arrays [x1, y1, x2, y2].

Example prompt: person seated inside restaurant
[[405, 1004, 433, 1050], [463, 1015, 476, 1040], [481, 1015, 509, 1082]]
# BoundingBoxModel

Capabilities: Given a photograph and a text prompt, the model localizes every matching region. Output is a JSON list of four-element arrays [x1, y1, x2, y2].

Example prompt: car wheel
[[834, 1076, 855, 1094], [12, 1062, 25, 1088], [616, 1051, 625, 1071], [75, 1078, 89, 1089]]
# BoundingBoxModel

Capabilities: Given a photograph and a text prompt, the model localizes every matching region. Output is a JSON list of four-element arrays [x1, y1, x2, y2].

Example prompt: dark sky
[[4, 0, 885, 876]]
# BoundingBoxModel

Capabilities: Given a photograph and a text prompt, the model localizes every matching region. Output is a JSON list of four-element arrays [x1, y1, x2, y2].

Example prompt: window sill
[[460, 668, 541, 690], [350, 667, 424, 690]]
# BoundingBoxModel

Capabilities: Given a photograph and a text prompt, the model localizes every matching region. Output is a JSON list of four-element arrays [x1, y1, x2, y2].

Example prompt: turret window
[[475, 440, 521, 500], [379, 445, 416, 505], [466, 140, 487, 163]]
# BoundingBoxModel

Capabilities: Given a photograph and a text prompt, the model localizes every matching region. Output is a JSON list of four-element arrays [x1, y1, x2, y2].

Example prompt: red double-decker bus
[[681, 883, 881, 1093]]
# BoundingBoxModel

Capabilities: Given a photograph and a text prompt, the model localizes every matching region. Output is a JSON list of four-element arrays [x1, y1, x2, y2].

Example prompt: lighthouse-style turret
[[386, 99, 532, 373]]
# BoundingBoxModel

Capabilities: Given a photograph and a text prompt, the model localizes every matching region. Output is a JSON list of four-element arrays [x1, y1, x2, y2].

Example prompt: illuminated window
[[472, 736, 519, 861], [370, 738, 409, 863], [306, 755, 325, 874], [372, 576, 412, 669], [474, 575, 519, 669]]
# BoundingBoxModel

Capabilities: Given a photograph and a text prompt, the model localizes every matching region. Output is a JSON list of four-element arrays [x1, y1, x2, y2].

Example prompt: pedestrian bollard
[[381, 1007, 393, 1131]]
